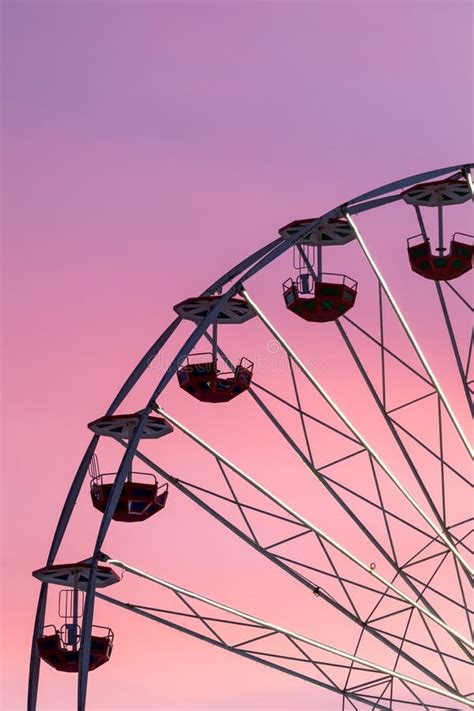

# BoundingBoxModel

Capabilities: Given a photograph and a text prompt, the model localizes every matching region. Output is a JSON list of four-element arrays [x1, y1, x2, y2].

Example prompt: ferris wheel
[[28, 163, 473, 710]]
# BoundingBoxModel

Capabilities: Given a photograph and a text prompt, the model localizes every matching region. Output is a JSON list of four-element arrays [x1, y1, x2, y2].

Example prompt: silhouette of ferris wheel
[[29, 163, 473, 710]]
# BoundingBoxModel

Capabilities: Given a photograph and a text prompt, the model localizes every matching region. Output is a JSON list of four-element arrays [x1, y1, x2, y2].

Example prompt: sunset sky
[[2, 1, 473, 710]]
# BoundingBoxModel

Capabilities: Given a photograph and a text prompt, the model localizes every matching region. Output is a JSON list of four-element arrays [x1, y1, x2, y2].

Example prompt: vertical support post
[[28, 585, 47, 711], [414, 206, 429, 242], [437, 396, 447, 525], [125, 425, 134, 483], [212, 321, 218, 368], [317, 242, 323, 281], [297, 245, 318, 285], [335, 319, 462, 559], [240, 286, 472, 576], [378, 284, 387, 409], [72, 571, 79, 652], [434, 281, 474, 415], [437, 205, 444, 253], [125, 441, 468, 688], [345, 212, 472, 458], [414, 205, 473, 414]]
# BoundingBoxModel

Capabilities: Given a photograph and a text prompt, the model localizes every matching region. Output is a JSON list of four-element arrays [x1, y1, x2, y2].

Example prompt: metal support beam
[[414, 203, 473, 415], [96, 591, 391, 711], [204, 337, 472, 661], [154, 405, 472, 650], [125, 443, 461, 691], [240, 287, 472, 576], [29, 161, 474, 709], [435, 282, 473, 415], [335, 319, 467, 577], [99, 556, 473, 709], [346, 212, 472, 458]]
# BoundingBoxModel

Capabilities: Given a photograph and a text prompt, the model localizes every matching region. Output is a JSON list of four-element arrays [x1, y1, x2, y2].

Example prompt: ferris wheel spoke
[[466, 337, 474, 384], [272, 553, 400, 602], [207, 340, 462, 619], [96, 591, 392, 710], [444, 280, 474, 312], [203, 331, 360, 447], [341, 314, 433, 388], [413, 205, 473, 414], [452, 558, 474, 641], [94, 556, 473, 709], [402, 563, 472, 614], [204, 346, 413, 566], [389, 418, 471, 488], [397, 549, 463, 691], [31, 164, 473, 709], [342, 625, 366, 704], [336, 319, 453, 532], [286, 635, 345, 693], [287, 355, 316, 465], [215, 458, 260, 545], [346, 674, 392, 695], [368, 627, 471, 668], [239, 287, 472, 577], [313, 468, 439, 542], [346, 213, 472, 458], [316, 536, 360, 617], [434, 281, 473, 414], [399, 541, 473, 662], [336, 313, 470, 543], [146, 409, 473, 655], [247, 379, 361, 444], [418, 610, 460, 693], [347, 551, 462, 703], [241, 391, 415, 579], [314, 448, 368, 471], [334, 317, 470, 586], [396, 680, 430, 711], [366, 453, 398, 563], [125, 440, 463, 689], [172, 590, 228, 645]]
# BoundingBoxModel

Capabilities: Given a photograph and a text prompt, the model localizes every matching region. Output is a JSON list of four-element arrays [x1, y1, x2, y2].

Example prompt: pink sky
[[1, 1, 473, 710]]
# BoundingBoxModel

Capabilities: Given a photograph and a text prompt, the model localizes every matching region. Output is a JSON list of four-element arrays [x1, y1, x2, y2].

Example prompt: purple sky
[[2, 1, 473, 709]]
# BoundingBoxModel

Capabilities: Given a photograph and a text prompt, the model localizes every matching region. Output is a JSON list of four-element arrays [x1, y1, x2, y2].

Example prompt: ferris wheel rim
[[28, 162, 473, 711]]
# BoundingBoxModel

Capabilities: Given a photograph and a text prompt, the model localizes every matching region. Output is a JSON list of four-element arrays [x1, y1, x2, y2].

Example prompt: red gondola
[[283, 273, 357, 322], [37, 624, 113, 672], [90, 471, 168, 522], [407, 233, 473, 281], [34, 571, 117, 673], [177, 354, 253, 403]]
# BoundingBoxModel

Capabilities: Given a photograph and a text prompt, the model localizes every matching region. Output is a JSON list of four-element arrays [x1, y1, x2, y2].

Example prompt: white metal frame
[[29, 164, 473, 711]]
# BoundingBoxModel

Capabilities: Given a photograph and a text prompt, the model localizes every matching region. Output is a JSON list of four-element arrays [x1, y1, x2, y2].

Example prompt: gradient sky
[[1, 1, 473, 710]]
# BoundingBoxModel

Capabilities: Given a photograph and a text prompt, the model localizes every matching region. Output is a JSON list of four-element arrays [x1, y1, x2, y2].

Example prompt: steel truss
[[93, 556, 473, 710], [29, 164, 473, 710]]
